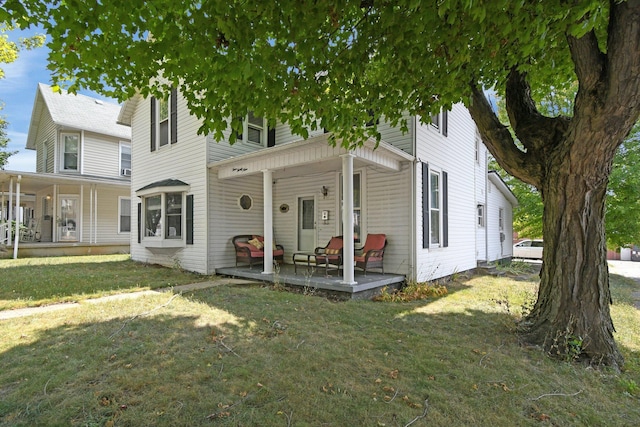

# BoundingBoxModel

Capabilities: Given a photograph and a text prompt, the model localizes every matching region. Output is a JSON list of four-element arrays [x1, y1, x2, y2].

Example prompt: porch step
[[476, 263, 506, 277]]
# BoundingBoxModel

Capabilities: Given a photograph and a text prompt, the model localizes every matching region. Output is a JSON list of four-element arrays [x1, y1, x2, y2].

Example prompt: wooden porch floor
[[216, 263, 405, 300]]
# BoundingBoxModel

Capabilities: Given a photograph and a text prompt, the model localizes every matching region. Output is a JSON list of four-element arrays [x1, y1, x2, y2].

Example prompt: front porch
[[216, 263, 405, 300], [1, 241, 130, 258]]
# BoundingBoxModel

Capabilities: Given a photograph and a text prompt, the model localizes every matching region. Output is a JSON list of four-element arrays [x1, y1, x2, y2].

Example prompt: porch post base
[[340, 280, 357, 286]]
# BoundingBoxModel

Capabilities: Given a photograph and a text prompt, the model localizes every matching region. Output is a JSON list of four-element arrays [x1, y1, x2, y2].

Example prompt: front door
[[58, 195, 79, 242], [298, 196, 315, 251]]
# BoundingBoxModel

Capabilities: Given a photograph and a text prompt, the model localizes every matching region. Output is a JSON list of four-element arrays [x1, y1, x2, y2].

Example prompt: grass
[[0, 254, 211, 310], [0, 256, 638, 426]]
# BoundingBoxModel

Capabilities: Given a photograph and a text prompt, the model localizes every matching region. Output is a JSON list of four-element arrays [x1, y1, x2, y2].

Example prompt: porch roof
[[208, 133, 415, 180], [0, 170, 130, 194]]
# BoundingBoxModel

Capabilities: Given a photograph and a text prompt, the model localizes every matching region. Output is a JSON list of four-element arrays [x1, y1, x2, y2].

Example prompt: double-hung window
[[237, 111, 276, 147], [120, 142, 131, 176], [477, 204, 485, 228], [422, 163, 448, 248], [150, 88, 178, 151], [61, 132, 80, 172], [430, 109, 449, 137], [430, 172, 441, 245], [119, 197, 131, 233]]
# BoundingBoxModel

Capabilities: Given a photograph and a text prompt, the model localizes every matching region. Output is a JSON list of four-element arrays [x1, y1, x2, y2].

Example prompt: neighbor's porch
[[217, 263, 405, 300]]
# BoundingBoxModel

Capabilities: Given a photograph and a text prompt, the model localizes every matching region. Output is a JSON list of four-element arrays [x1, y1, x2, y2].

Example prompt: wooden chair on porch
[[314, 236, 343, 274], [355, 234, 387, 275]]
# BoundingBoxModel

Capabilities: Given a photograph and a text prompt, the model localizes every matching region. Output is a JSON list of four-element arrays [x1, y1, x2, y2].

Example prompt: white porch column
[[13, 175, 21, 259], [262, 169, 274, 274], [94, 185, 98, 243], [53, 184, 58, 242], [341, 153, 357, 285], [8, 176, 13, 234]]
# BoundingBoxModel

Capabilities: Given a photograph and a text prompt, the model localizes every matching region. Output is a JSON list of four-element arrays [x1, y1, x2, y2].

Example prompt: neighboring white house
[[117, 88, 515, 283], [0, 83, 132, 257]]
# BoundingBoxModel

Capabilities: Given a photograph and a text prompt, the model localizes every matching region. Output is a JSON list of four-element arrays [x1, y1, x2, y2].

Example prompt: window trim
[[430, 170, 441, 247], [477, 204, 485, 228], [499, 207, 505, 231], [430, 109, 449, 137], [119, 142, 131, 177], [237, 111, 276, 147], [422, 163, 448, 249], [118, 196, 131, 234], [60, 132, 81, 172], [150, 88, 178, 152]]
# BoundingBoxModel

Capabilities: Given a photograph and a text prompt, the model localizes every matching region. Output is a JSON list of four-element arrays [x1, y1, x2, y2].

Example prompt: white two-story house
[[117, 87, 515, 291], [0, 83, 132, 257]]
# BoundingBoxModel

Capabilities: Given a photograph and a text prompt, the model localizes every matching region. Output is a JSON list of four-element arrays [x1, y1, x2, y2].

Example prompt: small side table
[[292, 252, 317, 274]]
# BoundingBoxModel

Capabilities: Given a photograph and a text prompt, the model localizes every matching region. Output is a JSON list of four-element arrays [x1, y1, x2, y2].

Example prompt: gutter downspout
[[484, 150, 489, 262], [13, 175, 21, 259], [411, 116, 418, 281]]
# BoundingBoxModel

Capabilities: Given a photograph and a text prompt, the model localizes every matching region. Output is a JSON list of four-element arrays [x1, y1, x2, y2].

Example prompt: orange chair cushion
[[355, 255, 383, 262]]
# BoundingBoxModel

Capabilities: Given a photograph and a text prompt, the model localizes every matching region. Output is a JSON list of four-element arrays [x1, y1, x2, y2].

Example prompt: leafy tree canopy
[[3, 1, 638, 367], [0, 1, 611, 143]]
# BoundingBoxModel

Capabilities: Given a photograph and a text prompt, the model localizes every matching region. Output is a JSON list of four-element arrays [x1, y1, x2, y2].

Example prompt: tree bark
[[468, 1, 640, 369], [522, 146, 622, 368]]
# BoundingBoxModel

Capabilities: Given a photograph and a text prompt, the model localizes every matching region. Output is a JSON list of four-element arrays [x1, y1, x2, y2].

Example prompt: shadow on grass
[[0, 259, 209, 310], [2, 283, 638, 426]]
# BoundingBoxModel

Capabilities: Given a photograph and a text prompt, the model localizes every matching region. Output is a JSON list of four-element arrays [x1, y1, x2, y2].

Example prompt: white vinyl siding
[[81, 132, 126, 178], [130, 89, 208, 273], [415, 104, 477, 282]]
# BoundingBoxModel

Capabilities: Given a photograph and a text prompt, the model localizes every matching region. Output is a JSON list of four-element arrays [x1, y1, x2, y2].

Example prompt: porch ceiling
[[209, 134, 414, 180], [0, 170, 130, 195]]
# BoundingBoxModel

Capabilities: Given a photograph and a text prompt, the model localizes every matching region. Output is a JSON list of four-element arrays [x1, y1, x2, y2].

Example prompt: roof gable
[[26, 83, 131, 149]]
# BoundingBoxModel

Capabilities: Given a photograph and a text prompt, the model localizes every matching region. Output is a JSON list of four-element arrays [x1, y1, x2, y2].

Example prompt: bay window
[[137, 179, 191, 248]]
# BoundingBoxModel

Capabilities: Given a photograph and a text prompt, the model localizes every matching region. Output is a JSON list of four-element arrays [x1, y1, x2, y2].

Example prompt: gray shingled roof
[[26, 83, 131, 149]]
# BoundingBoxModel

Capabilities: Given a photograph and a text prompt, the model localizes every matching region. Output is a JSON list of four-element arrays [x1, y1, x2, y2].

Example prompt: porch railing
[[0, 222, 8, 245]]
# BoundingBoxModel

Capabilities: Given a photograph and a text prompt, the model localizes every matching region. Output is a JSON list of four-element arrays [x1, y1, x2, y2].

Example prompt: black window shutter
[[150, 97, 156, 152], [442, 110, 448, 137], [267, 127, 276, 147], [442, 171, 449, 247], [422, 162, 429, 249], [170, 88, 178, 144], [137, 202, 141, 243], [186, 194, 194, 245]]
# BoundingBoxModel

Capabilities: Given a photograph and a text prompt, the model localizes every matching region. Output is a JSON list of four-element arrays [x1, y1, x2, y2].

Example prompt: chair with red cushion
[[314, 236, 344, 273], [232, 235, 284, 268], [354, 234, 387, 275]]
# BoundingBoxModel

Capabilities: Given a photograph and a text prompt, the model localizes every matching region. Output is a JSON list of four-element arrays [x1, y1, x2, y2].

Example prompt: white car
[[513, 239, 544, 259]]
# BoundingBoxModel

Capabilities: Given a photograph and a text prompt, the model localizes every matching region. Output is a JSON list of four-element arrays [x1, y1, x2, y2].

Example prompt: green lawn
[[0, 254, 211, 310], [0, 256, 638, 426]]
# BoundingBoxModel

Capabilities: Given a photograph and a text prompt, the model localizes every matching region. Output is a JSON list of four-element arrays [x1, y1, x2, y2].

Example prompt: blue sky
[[1, 27, 117, 172]]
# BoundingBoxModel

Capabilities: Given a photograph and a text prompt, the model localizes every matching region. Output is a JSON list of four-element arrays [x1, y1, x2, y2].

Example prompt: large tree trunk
[[520, 146, 623, 368]]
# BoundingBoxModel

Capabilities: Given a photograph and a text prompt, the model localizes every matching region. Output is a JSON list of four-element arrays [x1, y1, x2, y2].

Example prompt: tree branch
[[505, 69, 571, 154], [567, 31, 604, 92], [467, 82, 538, 187], [604, 0, 640, 125]]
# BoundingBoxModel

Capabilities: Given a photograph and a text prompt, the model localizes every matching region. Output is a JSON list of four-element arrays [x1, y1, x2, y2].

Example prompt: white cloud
[[4, 150, 36, 172]]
